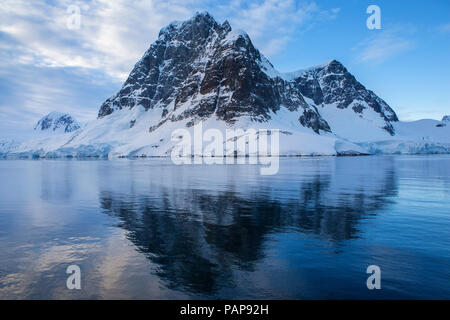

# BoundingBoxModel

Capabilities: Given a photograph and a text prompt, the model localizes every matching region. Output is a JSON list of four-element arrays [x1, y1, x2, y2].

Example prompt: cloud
[[217, 0, 340, 57], [0, 63, 117, 138], [0, 0, 339, 80], [0, 0, 340, 137], [0, 0, 195, 80], [437, 23, 450, 34], [353, 27, 415, 63], [220, 0, 319, 56]]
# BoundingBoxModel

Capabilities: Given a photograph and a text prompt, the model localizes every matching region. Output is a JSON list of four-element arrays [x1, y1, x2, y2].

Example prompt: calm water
[[0, 156, 449, 299]]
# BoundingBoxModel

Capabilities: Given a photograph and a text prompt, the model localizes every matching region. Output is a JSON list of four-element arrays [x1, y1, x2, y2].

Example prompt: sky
[[0, 0, 449, 139]]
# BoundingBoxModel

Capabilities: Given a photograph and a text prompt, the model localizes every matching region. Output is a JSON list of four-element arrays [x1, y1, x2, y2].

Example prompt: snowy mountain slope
[[394, 119, 450, 142], [358, 119, 450, 154], [1, 12, 449, 158]]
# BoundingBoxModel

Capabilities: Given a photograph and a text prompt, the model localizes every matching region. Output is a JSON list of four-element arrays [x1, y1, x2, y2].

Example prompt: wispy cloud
[[0, 0, 194, 80], [437, 23, 450, 34], [0, 0, 339, 80], [353, 27, 415, 64], [0, 0, 340, 137], [217, 0, 340, 57], [0, 63, 116, 138]]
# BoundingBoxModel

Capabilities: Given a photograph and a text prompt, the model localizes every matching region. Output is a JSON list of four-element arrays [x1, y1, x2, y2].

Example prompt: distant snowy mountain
[[34, 112, 81, 133], [1, 12, 449, 158], [442, 115, 450, 122], [0, 138, 19, 154]]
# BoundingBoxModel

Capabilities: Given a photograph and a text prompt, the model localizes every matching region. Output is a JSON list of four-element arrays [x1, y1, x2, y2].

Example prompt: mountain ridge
[[97, 12, 397, 136], [1, 12, 449, 158]]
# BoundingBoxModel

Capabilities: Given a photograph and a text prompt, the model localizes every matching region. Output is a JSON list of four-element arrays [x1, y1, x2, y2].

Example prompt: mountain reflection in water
[[98, 157, 397, 295], [1, 156, 449, 299]]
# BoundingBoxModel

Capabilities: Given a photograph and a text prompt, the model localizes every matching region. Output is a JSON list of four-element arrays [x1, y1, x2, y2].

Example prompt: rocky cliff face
[[98, 12, 397, 136], [290, 60, 398, 134]]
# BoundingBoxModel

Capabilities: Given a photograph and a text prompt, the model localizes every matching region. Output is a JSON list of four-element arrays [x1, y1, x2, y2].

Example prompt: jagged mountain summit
[[1, 12, 449, 158], [34, 112, 81, 133], [98, 12, 397, 136]]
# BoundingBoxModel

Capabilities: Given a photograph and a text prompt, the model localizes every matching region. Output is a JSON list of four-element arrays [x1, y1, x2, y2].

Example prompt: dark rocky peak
[[442, 115, 450, 122], [290, 59, 398, 134], [98, 12, 233, 118], [221, 20, 232, 33], [158, 11, 222, 43], [320, 59, 346, 73]]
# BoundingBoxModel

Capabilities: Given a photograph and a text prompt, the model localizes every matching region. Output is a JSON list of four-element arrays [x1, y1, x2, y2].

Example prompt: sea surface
[[0, 155, 449, 299]]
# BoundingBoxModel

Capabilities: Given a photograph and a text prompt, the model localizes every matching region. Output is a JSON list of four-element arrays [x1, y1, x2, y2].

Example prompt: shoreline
[[3, 152, 450, 160]]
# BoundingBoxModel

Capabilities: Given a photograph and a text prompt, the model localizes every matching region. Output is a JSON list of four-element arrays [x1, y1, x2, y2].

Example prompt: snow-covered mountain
[[1, 12, 449, 158], [34, 112, 81, 134], [0, 138, 19, 154], [0, 112, 81, 157]]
